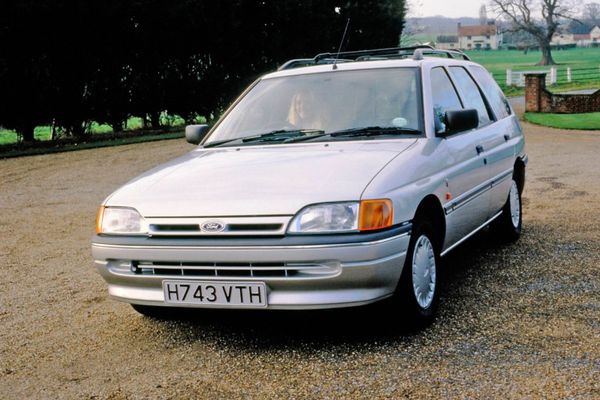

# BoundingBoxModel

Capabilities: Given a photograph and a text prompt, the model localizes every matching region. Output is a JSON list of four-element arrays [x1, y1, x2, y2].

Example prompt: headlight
[[288, 199, 393, 234], [96, 206, 148, 235]]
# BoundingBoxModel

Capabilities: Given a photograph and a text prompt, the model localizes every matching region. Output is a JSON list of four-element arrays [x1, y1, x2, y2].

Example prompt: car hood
[[105, 140, 416, 216]]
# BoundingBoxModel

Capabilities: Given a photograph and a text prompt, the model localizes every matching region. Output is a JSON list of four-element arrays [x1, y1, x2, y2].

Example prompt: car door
[[467, 65, 517, 214], [448, 66, 507, 221], [430, 66, 490, 247]]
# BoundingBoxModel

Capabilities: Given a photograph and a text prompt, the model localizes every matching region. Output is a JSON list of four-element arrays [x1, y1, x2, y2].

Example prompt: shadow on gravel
[[136, 228, 532, 351]]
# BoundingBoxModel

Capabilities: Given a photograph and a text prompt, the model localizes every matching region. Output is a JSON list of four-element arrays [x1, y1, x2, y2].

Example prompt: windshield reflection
[[206, 68, 422, 145]]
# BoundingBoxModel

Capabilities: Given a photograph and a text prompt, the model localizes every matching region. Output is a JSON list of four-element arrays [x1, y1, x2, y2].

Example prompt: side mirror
[[440, 109, 479, 137], [185, 124, 209, 145]]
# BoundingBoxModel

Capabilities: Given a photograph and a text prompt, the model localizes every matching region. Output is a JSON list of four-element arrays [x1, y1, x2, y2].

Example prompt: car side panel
[[439, 132, 490, 245], [361, 137, 488, 253], [486, 115, 524, 213]]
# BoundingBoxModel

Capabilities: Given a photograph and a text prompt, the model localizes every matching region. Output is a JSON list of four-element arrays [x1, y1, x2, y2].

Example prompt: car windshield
[[205, 67, 423, 146]]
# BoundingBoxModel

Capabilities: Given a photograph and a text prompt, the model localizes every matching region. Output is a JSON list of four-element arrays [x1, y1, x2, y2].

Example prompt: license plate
[[162, 280, 267, 308]]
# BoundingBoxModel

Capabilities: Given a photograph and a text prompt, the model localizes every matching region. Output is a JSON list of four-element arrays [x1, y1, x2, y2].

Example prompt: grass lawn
[[0, 115, 189, 145], [0, 131, 185, 159], [524, 112, 600, 130], [465, 48, 600, 96]]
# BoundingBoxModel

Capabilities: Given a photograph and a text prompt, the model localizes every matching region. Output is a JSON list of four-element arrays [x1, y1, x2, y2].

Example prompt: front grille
[[148, 223, 284, 235], [145, 216, 290, 237], [226, 224, 283, 232], [130, 260, 338, 279], [150, 224, 200, 232]]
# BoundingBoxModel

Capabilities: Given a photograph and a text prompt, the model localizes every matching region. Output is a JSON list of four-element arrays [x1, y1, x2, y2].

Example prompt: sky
[[412, 0, 594, 19], [411, 0, 484, 18]]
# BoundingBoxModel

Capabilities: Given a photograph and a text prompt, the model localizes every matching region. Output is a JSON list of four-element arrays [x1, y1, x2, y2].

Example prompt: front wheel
[[394, 220, 440, 328], [492, 179, 522, 242]]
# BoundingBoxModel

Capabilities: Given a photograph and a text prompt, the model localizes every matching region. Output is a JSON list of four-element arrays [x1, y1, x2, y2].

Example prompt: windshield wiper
[[241, 129, 324, 143], [329, 126, 422, 137], [203, 129, 324, 148], [283, 126, 421, 144]]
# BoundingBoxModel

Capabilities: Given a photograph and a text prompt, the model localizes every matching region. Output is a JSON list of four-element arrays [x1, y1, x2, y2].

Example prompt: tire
[[393, 219, 440, 328], [131, 304, 176, 319], [492, 178, 522, 243]]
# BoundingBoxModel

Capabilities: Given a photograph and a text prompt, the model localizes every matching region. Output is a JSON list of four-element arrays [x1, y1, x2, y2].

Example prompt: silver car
[[92, 47, 526, 325]]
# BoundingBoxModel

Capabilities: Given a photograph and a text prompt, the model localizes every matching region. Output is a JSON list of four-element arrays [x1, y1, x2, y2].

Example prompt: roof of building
[[573, 33, 591, 40], [458, 24, 497, 37]]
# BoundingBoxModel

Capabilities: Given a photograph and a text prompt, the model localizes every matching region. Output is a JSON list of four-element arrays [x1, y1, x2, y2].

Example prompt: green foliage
[[0, 132, 185, 158], [524, 112, 600, 130], [0, 114, 191, 145]]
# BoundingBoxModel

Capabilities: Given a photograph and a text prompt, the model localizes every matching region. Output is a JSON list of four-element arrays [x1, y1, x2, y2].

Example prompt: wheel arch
[[514, 157, 526, 193], [413, 194, 446, 251]]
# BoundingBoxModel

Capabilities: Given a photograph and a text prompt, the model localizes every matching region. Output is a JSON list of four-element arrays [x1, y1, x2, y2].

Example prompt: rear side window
[[449, 66, 492, 127], [469, 65, 512, 119], [430, 67, 462, 132]]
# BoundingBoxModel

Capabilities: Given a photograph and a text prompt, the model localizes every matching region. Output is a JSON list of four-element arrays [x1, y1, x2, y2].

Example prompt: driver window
[[430, 67, 462, 133]]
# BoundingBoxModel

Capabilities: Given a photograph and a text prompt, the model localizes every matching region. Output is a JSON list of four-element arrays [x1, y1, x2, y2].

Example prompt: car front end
[[93, 61, 425, 310]]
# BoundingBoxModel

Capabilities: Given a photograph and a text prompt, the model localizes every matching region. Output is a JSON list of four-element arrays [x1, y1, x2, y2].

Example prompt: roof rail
[[278, 58, 354, 71], [278, 45, 470, 71], [412, 48, 470, 61], [312, 45, 435, 62]]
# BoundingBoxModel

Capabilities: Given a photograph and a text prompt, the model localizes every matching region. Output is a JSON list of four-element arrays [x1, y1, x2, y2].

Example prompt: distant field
[[465, 48, 600, 95]]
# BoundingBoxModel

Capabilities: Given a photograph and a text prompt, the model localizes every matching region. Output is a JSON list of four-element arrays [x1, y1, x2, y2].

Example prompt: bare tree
[[583, 2, 600, 26], [399, 0, 425, 46], [480, 5, 488, 25], [490, 0, 576, 65]]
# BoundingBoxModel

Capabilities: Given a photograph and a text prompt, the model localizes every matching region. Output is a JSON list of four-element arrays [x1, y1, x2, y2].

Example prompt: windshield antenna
[[332, 18, 350, 70]]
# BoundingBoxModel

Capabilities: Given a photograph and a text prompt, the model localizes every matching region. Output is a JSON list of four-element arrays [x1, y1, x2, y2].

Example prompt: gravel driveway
[[1, 123, 599, 399]]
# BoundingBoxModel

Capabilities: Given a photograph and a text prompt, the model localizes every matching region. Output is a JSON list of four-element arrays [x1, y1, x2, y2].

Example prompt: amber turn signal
[[359, 199, 393, 231], [96, 206, 105, 234]]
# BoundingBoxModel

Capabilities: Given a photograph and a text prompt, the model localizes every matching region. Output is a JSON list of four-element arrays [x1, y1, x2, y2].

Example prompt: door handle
[[476, 144, 484, 155], [504, 134, 511, 141]]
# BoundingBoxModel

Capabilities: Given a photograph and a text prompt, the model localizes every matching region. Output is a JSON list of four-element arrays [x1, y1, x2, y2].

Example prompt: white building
[[592, 26, 600, 41], [551, 26, 600, 47], [457, 22, 502, 50], [551, 32, 575, 46]]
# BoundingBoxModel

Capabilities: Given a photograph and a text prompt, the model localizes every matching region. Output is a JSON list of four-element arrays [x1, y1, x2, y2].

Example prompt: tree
[[0, 0, 54, 142], [490, 0, 576, 65], [583, 2, 600, 26], [503, 29, 538, 51], [0, 0, 408, 143]]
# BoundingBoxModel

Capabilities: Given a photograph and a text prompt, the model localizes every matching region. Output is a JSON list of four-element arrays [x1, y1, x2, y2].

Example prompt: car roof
[[263, 57, 483, 80]]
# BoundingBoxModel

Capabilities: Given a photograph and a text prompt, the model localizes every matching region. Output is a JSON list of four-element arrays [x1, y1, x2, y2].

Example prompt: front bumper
[[91, 226, 411, 310]]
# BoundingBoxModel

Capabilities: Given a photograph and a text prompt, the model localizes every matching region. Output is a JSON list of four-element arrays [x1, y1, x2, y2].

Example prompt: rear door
[[468, 65, 517, 214]]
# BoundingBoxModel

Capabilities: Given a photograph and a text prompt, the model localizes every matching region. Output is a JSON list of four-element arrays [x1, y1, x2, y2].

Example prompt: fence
[[494, 65, 600, 89], [506, 68, 556, 87]]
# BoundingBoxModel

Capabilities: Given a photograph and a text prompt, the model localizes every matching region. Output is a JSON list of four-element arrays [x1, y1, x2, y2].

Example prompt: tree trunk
[[19, 124, 35, 143], [537, 42, 556, 66], [50, 120, 57, 140], [72, 122, 87, 139], [110, 118, 125, 133], [149, 112, 161, 129]]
